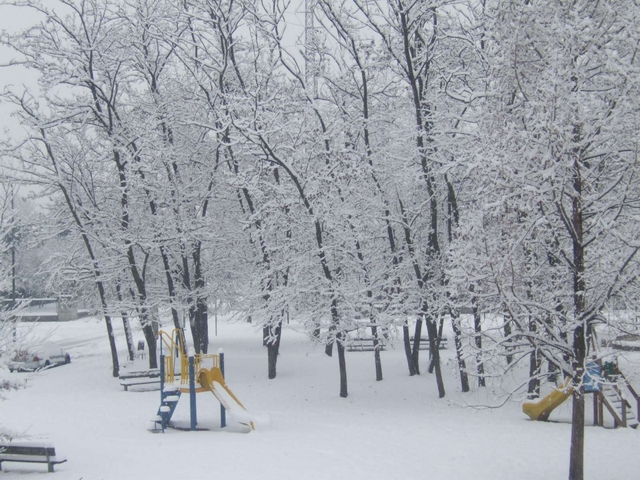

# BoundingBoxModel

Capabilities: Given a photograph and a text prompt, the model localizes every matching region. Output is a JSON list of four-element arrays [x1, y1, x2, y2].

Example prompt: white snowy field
[[0, 316, 638, 480]]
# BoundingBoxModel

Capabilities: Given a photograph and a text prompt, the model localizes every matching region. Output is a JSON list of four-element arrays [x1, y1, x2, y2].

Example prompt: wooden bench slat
[[121, 378, 162, 391], [119, 370, 181, 390], [118, 369, 161, 380], [0, 442, 54, 449], [347, 339, 386, 352], [410, 337, 449, 349], [0, 443, 66, 473], [121, 378, 160, 385], [0, 454, 66, 463], [0, 446, 54, 456]]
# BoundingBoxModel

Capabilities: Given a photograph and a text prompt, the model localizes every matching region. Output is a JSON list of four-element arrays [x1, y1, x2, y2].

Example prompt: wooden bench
[[410, 336, 449, 350], [119, 369, 161, 391], [346, 338, 386, 352], [0, 443, 67, 473], [345, 323, 389, 352]]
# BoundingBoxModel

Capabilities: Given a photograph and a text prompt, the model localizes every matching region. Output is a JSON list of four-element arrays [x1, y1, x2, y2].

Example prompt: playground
[[153, 328, 255, 432], [0, 315, 638, 479]]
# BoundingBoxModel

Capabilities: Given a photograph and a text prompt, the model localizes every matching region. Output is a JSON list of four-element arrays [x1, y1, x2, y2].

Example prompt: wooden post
[[598, 393, 604, 427], [46, 448, 53, 473]]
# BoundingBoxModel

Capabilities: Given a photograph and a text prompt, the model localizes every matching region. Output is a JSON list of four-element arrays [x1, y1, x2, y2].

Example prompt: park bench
[[0, 442, 67, 473], [119, 369, 162, 391], [346, 338, 386, 352], [410, 336, 449, 350], [345, 323, 389, 352]]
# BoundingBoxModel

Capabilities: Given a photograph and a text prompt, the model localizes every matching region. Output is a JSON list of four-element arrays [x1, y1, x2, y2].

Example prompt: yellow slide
[[198, 367, 255, 431], [523, 378, 573, 421]]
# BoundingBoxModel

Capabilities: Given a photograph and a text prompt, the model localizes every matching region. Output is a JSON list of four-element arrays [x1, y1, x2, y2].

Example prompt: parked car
[[8, 342, 71, 372]]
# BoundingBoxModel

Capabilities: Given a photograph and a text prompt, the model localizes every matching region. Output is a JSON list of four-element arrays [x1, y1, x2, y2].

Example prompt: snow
[[1, 316, 638, 480]]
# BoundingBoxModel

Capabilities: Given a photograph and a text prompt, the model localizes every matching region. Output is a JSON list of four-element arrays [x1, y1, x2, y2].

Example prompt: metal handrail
[[159, 329, 219, 385], [159, 329, 186, 384]]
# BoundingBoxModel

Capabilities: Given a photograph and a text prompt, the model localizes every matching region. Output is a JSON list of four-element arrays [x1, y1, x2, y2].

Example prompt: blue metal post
[[189, 354, 197, 430], [219, 348, 226, 428], [160, 354, 165, 393], [159, 333, 165, 430], [159, 353, 165, 431]]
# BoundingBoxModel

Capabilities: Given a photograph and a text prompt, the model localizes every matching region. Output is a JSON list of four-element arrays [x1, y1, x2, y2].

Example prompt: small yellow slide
[[523, 378, 573, 421], [198, 367, 255, 431]]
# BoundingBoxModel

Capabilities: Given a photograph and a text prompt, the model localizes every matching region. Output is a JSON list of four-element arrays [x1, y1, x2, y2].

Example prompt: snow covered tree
[[0, 182, 21, 353], [464, 1, 640, 478]]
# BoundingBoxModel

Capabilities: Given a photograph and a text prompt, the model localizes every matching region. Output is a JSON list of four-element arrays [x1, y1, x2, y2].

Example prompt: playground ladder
[[155, 385, 182, 431], [596, 376, 639, 429]]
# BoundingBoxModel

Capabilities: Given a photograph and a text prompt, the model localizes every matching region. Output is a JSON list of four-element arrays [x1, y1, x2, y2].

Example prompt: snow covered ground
[[1, 316, 638, 480]]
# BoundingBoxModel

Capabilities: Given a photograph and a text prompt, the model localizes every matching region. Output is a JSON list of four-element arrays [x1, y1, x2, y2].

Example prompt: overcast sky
[[0, 2, 307, 138], [0, 4, 42, 137]]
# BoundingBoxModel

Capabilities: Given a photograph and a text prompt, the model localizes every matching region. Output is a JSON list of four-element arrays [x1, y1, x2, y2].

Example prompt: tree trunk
[[503, 313, 513, 365], [569, 327, 586, 480], [187, 306, 198, 352], [425, 315, 445, 397], [193, 244, 209, 354], [116, 282, 135, 361], [548, 358, 560, 383], [472, 295, 485, 387], [403, 322, 417, 376], [267, 319, 283, 379], [527, 319, 541, 398], [412, 317, 423, 375], [188, 298, 210, 355], [528, 348, 541, 399], [182, 255, 201, 354], [186, 299, 208, 355], [90, 275, 120, 378], [568, 126, 586, 480], [371, 325, 383, 381], [428, 317, 444, 373], [122, 316, 135, 362], [569, 389, 585, 479], [159, 248, 183, 332], [195, 297, 208, 354], [104, 315, 120, 378], [141, 310, 158, 370], [337, 330, 348, 398], [451, 312, 469, 392], [325, 324, 335, 357], [312, 326, 321, 340]]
